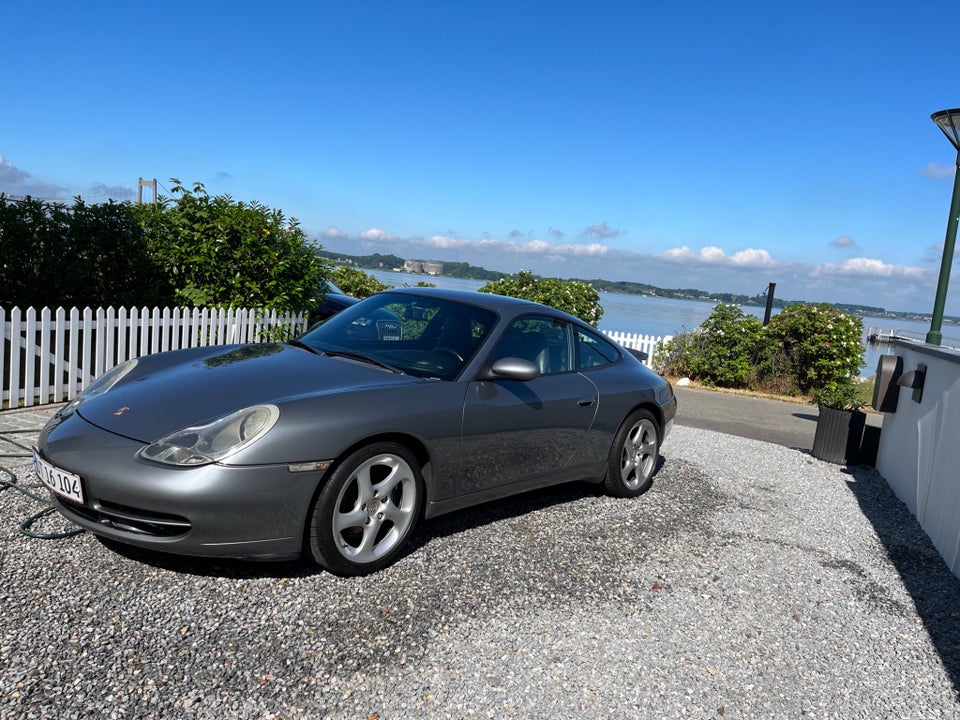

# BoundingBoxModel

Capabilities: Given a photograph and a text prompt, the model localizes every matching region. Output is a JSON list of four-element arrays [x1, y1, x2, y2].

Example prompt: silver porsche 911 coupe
[[34, 287, 677, 575]]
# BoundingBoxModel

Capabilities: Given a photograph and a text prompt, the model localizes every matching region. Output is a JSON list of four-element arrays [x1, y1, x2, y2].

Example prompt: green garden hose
[[0, 428, 83, 540]]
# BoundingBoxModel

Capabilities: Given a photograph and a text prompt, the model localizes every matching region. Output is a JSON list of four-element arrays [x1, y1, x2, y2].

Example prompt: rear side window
[[493, 316, 572, 375], [576, 327, 621, 369]]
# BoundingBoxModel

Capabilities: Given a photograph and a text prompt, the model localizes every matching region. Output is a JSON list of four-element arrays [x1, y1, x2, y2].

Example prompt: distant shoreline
[[318, 249, 959, 327]]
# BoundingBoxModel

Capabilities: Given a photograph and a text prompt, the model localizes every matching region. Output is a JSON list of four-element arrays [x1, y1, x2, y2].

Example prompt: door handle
[[577, 397, 595, 407]]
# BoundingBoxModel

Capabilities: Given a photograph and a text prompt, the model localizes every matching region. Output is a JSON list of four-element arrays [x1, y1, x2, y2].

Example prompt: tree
[[478, 270, 603, 325], [131, 180, 327, 312]]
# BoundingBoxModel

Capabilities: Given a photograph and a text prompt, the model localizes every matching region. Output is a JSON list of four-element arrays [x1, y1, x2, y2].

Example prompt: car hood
[[76, 343, 422, 442]]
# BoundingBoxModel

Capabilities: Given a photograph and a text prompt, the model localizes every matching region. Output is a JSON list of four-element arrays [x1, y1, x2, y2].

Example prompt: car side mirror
[[487, 357, 541, 381]]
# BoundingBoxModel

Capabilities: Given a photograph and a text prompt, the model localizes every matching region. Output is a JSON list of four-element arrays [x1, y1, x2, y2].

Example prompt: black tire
[[603, 409, 661, 498], [308, 442, 423, 576]]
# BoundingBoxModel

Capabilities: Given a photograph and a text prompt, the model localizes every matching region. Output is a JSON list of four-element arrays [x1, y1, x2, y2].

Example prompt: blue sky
[[2, 0, 960, 315]]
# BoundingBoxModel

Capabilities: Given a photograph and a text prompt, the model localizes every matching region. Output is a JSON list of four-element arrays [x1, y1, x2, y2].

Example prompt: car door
[[457, 316, 599, 494]]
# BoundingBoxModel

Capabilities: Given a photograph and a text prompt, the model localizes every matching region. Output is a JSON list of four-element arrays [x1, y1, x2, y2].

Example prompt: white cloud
[[814, 257, 929, 279], [831, 235, 855, 248], [657, 245, 776, 269], [359, 228, 397, 241], [471, 237, 609, 258], [653, 246, 692, 262], [730, 248, 777, 266], [552, 242, 609, 257], [920, 161, 955, 180], [511, 239, 553, 254], [322, 227, 349, 238], [420, 234, 472, 249]]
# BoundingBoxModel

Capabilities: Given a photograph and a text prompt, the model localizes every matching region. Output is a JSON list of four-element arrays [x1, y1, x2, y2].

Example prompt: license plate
[[32, 449, 85, 504]]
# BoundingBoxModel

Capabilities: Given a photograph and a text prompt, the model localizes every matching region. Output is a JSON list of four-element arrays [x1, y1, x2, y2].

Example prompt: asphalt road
[[672, 384, 883, 452]]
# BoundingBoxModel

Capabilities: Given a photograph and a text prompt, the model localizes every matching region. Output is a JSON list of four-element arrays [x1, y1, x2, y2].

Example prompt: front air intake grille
[[57, 498, 191, 537]]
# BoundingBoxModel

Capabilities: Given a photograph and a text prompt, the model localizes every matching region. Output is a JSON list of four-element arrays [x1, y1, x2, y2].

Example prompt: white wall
[[876, 340, 960, 577]]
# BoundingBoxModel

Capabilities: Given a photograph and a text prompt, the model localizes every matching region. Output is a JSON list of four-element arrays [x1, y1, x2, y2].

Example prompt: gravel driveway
[[2, 421, 959, 719]]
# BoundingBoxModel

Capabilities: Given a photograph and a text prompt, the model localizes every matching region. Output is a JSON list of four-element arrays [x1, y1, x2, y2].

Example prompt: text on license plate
[[32, 450, 85, 504]]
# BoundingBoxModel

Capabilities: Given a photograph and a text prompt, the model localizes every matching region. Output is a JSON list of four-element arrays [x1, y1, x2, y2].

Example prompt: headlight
[[61, 359, 139, 415], [139, 404, 280, 466]]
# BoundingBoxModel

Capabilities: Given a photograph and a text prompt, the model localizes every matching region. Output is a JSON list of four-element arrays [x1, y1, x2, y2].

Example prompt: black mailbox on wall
[[872, 354, 903, 413]]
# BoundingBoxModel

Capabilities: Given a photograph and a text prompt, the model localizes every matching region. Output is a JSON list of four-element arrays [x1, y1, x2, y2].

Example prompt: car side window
[[493, 316, 572, 375], [576, 327, 621, 369]]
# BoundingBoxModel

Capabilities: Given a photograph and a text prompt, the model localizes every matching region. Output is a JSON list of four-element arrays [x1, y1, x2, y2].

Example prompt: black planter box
[[812, 406, 867, 465]]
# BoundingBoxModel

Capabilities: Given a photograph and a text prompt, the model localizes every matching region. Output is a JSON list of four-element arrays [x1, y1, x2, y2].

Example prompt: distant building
[[403, 259, 444, 275]]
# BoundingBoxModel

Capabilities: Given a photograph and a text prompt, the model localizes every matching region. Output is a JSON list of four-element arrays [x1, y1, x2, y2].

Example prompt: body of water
[[366, 269, 959, 375]]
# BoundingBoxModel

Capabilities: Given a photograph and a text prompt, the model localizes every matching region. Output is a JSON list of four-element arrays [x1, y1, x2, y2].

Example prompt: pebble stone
[[1, 410, 959, 719]]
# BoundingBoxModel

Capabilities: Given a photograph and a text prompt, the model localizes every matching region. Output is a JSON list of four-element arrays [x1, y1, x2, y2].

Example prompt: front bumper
[[36, 410, 326, 560]]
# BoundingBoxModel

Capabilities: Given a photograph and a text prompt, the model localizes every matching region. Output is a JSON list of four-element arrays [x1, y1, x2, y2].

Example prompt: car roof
[[379, 285, 581, 321]]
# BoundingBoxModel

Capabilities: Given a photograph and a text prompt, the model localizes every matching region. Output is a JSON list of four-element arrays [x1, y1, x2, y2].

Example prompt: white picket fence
[[1, 306, 307, 409], [603, 330, 672, 367]]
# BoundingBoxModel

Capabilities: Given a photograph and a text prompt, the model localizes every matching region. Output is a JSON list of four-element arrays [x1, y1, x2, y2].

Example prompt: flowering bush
[[654, 331, 701, 378], [766, 303, 863, 393], [479, 270, 603, 325], [654, 301, 864, 397], [683, 304, 768, 387]]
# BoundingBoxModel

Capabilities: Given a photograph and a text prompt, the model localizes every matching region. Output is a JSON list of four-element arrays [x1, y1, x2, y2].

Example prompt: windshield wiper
[[286, 339, 321, 355], [323, 350, 404, 374]]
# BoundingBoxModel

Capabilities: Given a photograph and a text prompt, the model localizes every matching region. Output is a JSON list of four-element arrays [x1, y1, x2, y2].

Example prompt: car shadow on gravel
[[94, 536, 319, 579], [92, 457, 667, 580], [93, 481, 618, 580], [409, 455, 668, 550], [844, 465, 960, 697]]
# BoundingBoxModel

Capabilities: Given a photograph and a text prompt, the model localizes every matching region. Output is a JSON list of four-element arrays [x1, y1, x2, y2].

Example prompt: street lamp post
[[926, 108, 960, 346]]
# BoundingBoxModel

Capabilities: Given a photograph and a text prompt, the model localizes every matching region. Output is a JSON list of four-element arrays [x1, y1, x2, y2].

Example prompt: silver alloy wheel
[[332, 452, 418, 564], [620, 417, 658, 490]]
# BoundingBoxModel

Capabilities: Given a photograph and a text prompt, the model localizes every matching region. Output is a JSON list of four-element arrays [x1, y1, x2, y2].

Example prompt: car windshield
[[298, 292, 498, 380]]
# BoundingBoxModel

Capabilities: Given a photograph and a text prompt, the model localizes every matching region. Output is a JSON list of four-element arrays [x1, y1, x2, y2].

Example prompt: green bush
[[330, 266, 391, 299], [1, 195, 167, 308], [811, 378, 865, 411], [654, 331, 702, 378], [684, 304, 769, 388], [766, 303, 863, 393], [478, 270, 603, 325], [2, 184, 329, 317]]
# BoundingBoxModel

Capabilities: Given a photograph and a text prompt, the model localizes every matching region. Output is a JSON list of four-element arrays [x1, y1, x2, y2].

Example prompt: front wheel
[[604, 409, 660, 498], [308, 442, 423, 575]]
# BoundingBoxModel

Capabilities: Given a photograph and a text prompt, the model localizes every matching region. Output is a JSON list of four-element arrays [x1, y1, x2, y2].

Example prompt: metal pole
[[763, 282, 776, 325], [926, 149, 960, 346]]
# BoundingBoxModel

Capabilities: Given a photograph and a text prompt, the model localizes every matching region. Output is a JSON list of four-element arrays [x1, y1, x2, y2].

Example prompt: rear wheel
[[308, 442, 423, 575], [604, 409, 660, 497]]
